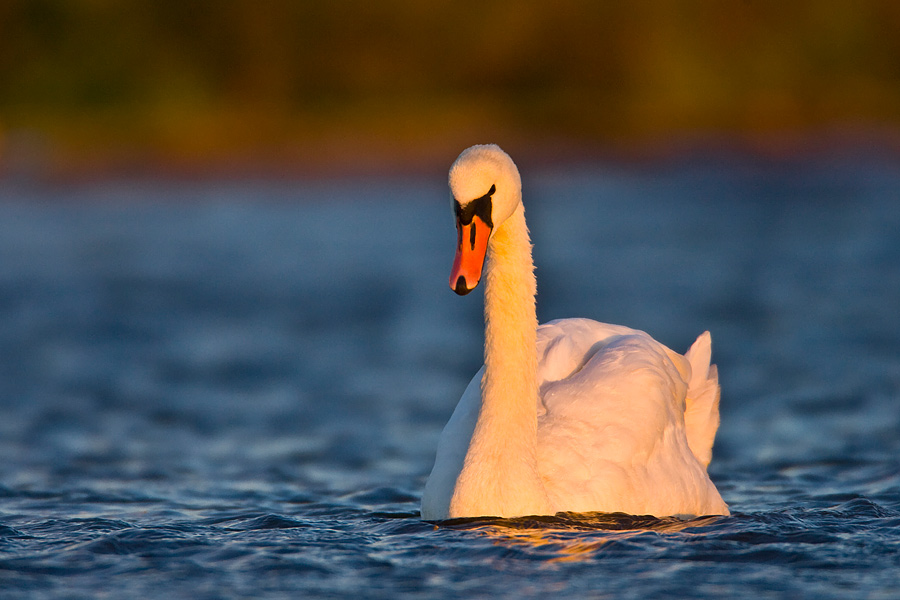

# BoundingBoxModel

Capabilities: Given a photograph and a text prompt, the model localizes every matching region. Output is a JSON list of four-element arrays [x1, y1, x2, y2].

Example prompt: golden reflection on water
[[443, 512, 723, 563]]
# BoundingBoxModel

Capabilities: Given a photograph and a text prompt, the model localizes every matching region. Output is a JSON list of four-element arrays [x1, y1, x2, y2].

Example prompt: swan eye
[[453, 184, 495, 227]]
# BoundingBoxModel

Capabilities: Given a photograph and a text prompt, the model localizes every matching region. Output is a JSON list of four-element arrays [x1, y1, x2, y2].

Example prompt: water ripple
[[2, 162, 900, 598]]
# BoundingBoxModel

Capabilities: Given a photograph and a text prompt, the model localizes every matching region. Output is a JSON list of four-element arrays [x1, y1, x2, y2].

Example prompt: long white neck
[[448, 202, 552, 518]]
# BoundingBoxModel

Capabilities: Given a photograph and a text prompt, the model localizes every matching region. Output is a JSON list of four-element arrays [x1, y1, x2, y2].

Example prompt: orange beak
[[449, 215, 492, 295]]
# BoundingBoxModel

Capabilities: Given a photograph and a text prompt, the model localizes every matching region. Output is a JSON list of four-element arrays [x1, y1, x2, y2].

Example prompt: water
[[1, 154, 899, 599]]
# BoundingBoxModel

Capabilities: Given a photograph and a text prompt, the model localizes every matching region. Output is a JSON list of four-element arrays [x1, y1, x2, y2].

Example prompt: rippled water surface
[[1, 155, 899, 598]]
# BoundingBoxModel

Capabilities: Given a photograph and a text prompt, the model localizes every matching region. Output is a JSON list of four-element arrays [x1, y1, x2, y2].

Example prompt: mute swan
[[421, 144, 729, 520]]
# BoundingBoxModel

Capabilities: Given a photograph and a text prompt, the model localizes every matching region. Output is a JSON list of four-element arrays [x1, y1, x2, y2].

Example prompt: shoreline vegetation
[[2, 1, 899, 179], [4, 127, 899, 184]]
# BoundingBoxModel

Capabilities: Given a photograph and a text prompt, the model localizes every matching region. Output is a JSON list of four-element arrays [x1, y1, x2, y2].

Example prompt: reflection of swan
[[421, 144, 729, 520], [444, 513, 723, 563]]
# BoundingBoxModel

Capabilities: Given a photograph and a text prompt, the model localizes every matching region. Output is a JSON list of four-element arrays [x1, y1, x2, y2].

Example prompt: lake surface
[[1, 153, 899, 598]]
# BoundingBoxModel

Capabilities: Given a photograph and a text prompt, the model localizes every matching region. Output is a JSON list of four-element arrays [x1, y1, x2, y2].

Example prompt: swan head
[[448, 144, 522, 295]]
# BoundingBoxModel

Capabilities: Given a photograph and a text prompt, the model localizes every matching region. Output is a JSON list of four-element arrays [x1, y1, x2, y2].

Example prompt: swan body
[[421, 144, 729, 520]]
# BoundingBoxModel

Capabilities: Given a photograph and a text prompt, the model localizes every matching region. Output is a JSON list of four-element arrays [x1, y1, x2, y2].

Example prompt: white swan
[[421, 144, 729, 520]]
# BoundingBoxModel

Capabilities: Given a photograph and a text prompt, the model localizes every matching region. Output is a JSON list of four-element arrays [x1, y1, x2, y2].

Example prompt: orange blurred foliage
[[1, 0, 898, 173]]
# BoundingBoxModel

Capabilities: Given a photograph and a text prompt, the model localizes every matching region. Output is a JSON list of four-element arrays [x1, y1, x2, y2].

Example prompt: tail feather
[[684, 332, 721, 469]]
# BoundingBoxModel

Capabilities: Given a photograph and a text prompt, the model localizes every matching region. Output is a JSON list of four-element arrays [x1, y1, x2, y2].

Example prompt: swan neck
[[482, 204, 538, 409], [449, 202, 549, 517]]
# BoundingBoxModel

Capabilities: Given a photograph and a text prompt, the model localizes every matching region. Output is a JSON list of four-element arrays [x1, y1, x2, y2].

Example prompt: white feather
[[421, 145, 728, 520]]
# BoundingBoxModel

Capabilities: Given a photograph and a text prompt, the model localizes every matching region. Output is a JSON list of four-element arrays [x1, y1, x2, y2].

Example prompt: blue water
[[1, 154, 899, 599]]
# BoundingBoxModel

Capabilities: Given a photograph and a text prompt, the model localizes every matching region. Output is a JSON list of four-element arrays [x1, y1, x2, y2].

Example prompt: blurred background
[[1, 3, 900, 597], [1, 0, 899, 178]]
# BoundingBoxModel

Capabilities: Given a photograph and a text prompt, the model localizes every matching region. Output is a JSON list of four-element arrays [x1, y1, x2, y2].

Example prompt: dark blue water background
[[1, 153, 898, 598]]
